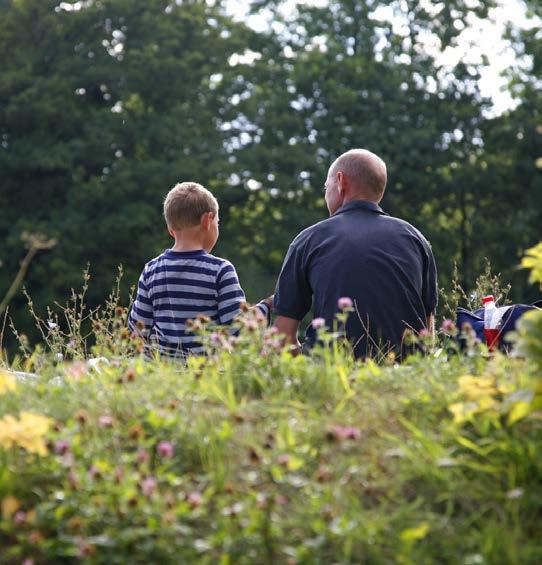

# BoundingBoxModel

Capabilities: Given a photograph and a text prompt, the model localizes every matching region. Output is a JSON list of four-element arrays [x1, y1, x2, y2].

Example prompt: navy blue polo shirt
[[274, 200, 437, 358]]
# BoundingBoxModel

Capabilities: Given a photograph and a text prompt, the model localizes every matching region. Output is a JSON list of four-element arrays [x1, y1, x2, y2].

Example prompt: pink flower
[[187, 491, 202, 508], [98, 415, 114, 428], [136, 449, 149, 464], [157, 441, 174, 458], [277, 454, 290, 466], [418, 329, 430, 338], [328, 425, 361, 441], [141, 477, 157, 497], [14, 511, 26, 526], [441, 319, 455, 333], [311, 317, 326, 329], [338, 297, 353, 310], [210, 332, 222, 345], [88, 466, 101, 480], [54, 439, 70, 455]]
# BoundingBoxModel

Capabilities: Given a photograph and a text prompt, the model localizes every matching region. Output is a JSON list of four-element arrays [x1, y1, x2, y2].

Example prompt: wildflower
[[74, 409, 88, 426], [326, 424, 361, 441], [77, 537, 96, 558], [114, 467, 124, 484], [1, 495, 20, 518], [506, 488, 524, 500], [338, 297, 353, 310], [0, 412, 53, 456], [115, 307, 125, 317], [54, 440, 70, 455], [418, 328, 430, 338], [56, 353, 64, 362], [68, 471, 79, 490], [14, 511, 26, 526], [277, 454, 290, 467], [311, 317, 326, 330], [124, 367, 136, 382], [157, 441, 174, 458], [47, 320, 58, 330], [65, 361, 87, 381], [210, 332, 222, 345], [187, 492, 202, 508], [441, 319, 455, 333], [88, 466, 102, 480], [140, 477, 157, 497], [22, 559, 35, 565], [98, 415, 114, 428], [136, 449, 149, 464], [129, 424, 143, 440], [0, 371, 16, 395]]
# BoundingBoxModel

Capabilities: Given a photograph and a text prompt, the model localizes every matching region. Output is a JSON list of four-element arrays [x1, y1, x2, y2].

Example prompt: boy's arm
[[216, 262, 246, 324], [128, 272, 154, 338], [255, 294, 274, 325]]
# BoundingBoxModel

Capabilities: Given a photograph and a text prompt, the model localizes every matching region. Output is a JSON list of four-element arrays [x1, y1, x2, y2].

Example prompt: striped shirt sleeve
[[216, 261, 245, 324], [128, 270, 154, 336]]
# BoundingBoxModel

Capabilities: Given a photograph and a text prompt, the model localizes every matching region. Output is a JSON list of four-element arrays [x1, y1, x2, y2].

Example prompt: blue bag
[[456, 300, 542, 351]]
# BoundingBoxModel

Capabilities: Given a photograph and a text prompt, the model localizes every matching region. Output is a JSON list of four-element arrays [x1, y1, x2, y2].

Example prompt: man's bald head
[[329, 149, 387, 202]]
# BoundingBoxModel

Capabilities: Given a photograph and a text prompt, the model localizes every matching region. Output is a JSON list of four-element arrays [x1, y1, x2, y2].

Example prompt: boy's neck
[[170, 231, 206, 253]]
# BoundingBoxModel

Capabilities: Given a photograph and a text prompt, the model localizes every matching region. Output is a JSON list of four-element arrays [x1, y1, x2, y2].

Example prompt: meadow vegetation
[[0, 244, 541, 563]]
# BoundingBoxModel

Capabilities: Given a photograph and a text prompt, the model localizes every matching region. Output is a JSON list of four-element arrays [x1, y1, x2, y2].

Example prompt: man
[[273, 148, 437, 359]]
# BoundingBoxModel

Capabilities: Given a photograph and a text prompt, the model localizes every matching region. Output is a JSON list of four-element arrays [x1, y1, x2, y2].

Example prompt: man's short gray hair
[[331, 149, 387, 201]]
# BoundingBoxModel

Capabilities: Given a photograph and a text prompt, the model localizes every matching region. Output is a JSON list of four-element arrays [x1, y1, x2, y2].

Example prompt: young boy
[[128, 181, 273, 356]]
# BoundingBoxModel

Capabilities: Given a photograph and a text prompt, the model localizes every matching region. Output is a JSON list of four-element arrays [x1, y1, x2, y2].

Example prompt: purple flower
[[311, 317, 326, 329], [136, 449, 149, 464], [141, 477, 157, 497], [54, 439, 70, 455], [157, 441, 174, 458], [338, 297, 353, 310]]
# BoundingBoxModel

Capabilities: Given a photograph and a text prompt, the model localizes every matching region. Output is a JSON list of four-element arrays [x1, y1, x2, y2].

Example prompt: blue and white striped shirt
[[128, 249, 269, 356]]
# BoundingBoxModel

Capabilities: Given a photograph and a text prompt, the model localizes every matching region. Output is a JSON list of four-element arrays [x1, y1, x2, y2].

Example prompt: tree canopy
[[1, 0, 540, 344]]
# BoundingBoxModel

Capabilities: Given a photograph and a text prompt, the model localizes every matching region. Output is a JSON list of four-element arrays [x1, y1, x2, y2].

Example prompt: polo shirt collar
[[333, 200, 388, 216]]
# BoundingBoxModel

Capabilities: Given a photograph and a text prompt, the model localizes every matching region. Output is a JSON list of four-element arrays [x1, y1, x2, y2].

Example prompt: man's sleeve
[[421, 240, 438, 316], [274, 240, 312, 321], [128, 271, 154, 336], [217, 261, 246, 324]]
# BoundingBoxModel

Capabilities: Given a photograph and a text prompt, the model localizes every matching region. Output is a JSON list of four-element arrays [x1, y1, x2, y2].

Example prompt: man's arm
[[274, 315, 301, 355]]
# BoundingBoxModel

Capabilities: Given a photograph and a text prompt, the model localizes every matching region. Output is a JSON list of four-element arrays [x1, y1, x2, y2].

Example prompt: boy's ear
[[167, 226, 175, 238], [200, 211, 211, 230]]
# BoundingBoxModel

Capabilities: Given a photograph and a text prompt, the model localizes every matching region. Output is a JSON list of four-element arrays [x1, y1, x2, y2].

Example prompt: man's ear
[[337, 171, 346, 196]]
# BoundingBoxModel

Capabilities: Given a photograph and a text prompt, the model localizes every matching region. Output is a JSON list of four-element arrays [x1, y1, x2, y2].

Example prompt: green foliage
[[1, 315, 541, 562], [514, 242, 542, 371]]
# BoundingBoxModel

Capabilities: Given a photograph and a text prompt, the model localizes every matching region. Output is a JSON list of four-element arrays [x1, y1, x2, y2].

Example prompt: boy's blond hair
[[164, 182, 218, 230]]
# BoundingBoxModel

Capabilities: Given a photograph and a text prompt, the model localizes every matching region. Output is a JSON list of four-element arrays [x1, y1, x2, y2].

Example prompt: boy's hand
[[262, 294, 274, 311]]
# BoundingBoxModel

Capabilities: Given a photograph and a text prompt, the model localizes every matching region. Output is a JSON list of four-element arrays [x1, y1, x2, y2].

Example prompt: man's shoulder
[[382, 215, 432, 247], [290, 216, 335, 248]]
